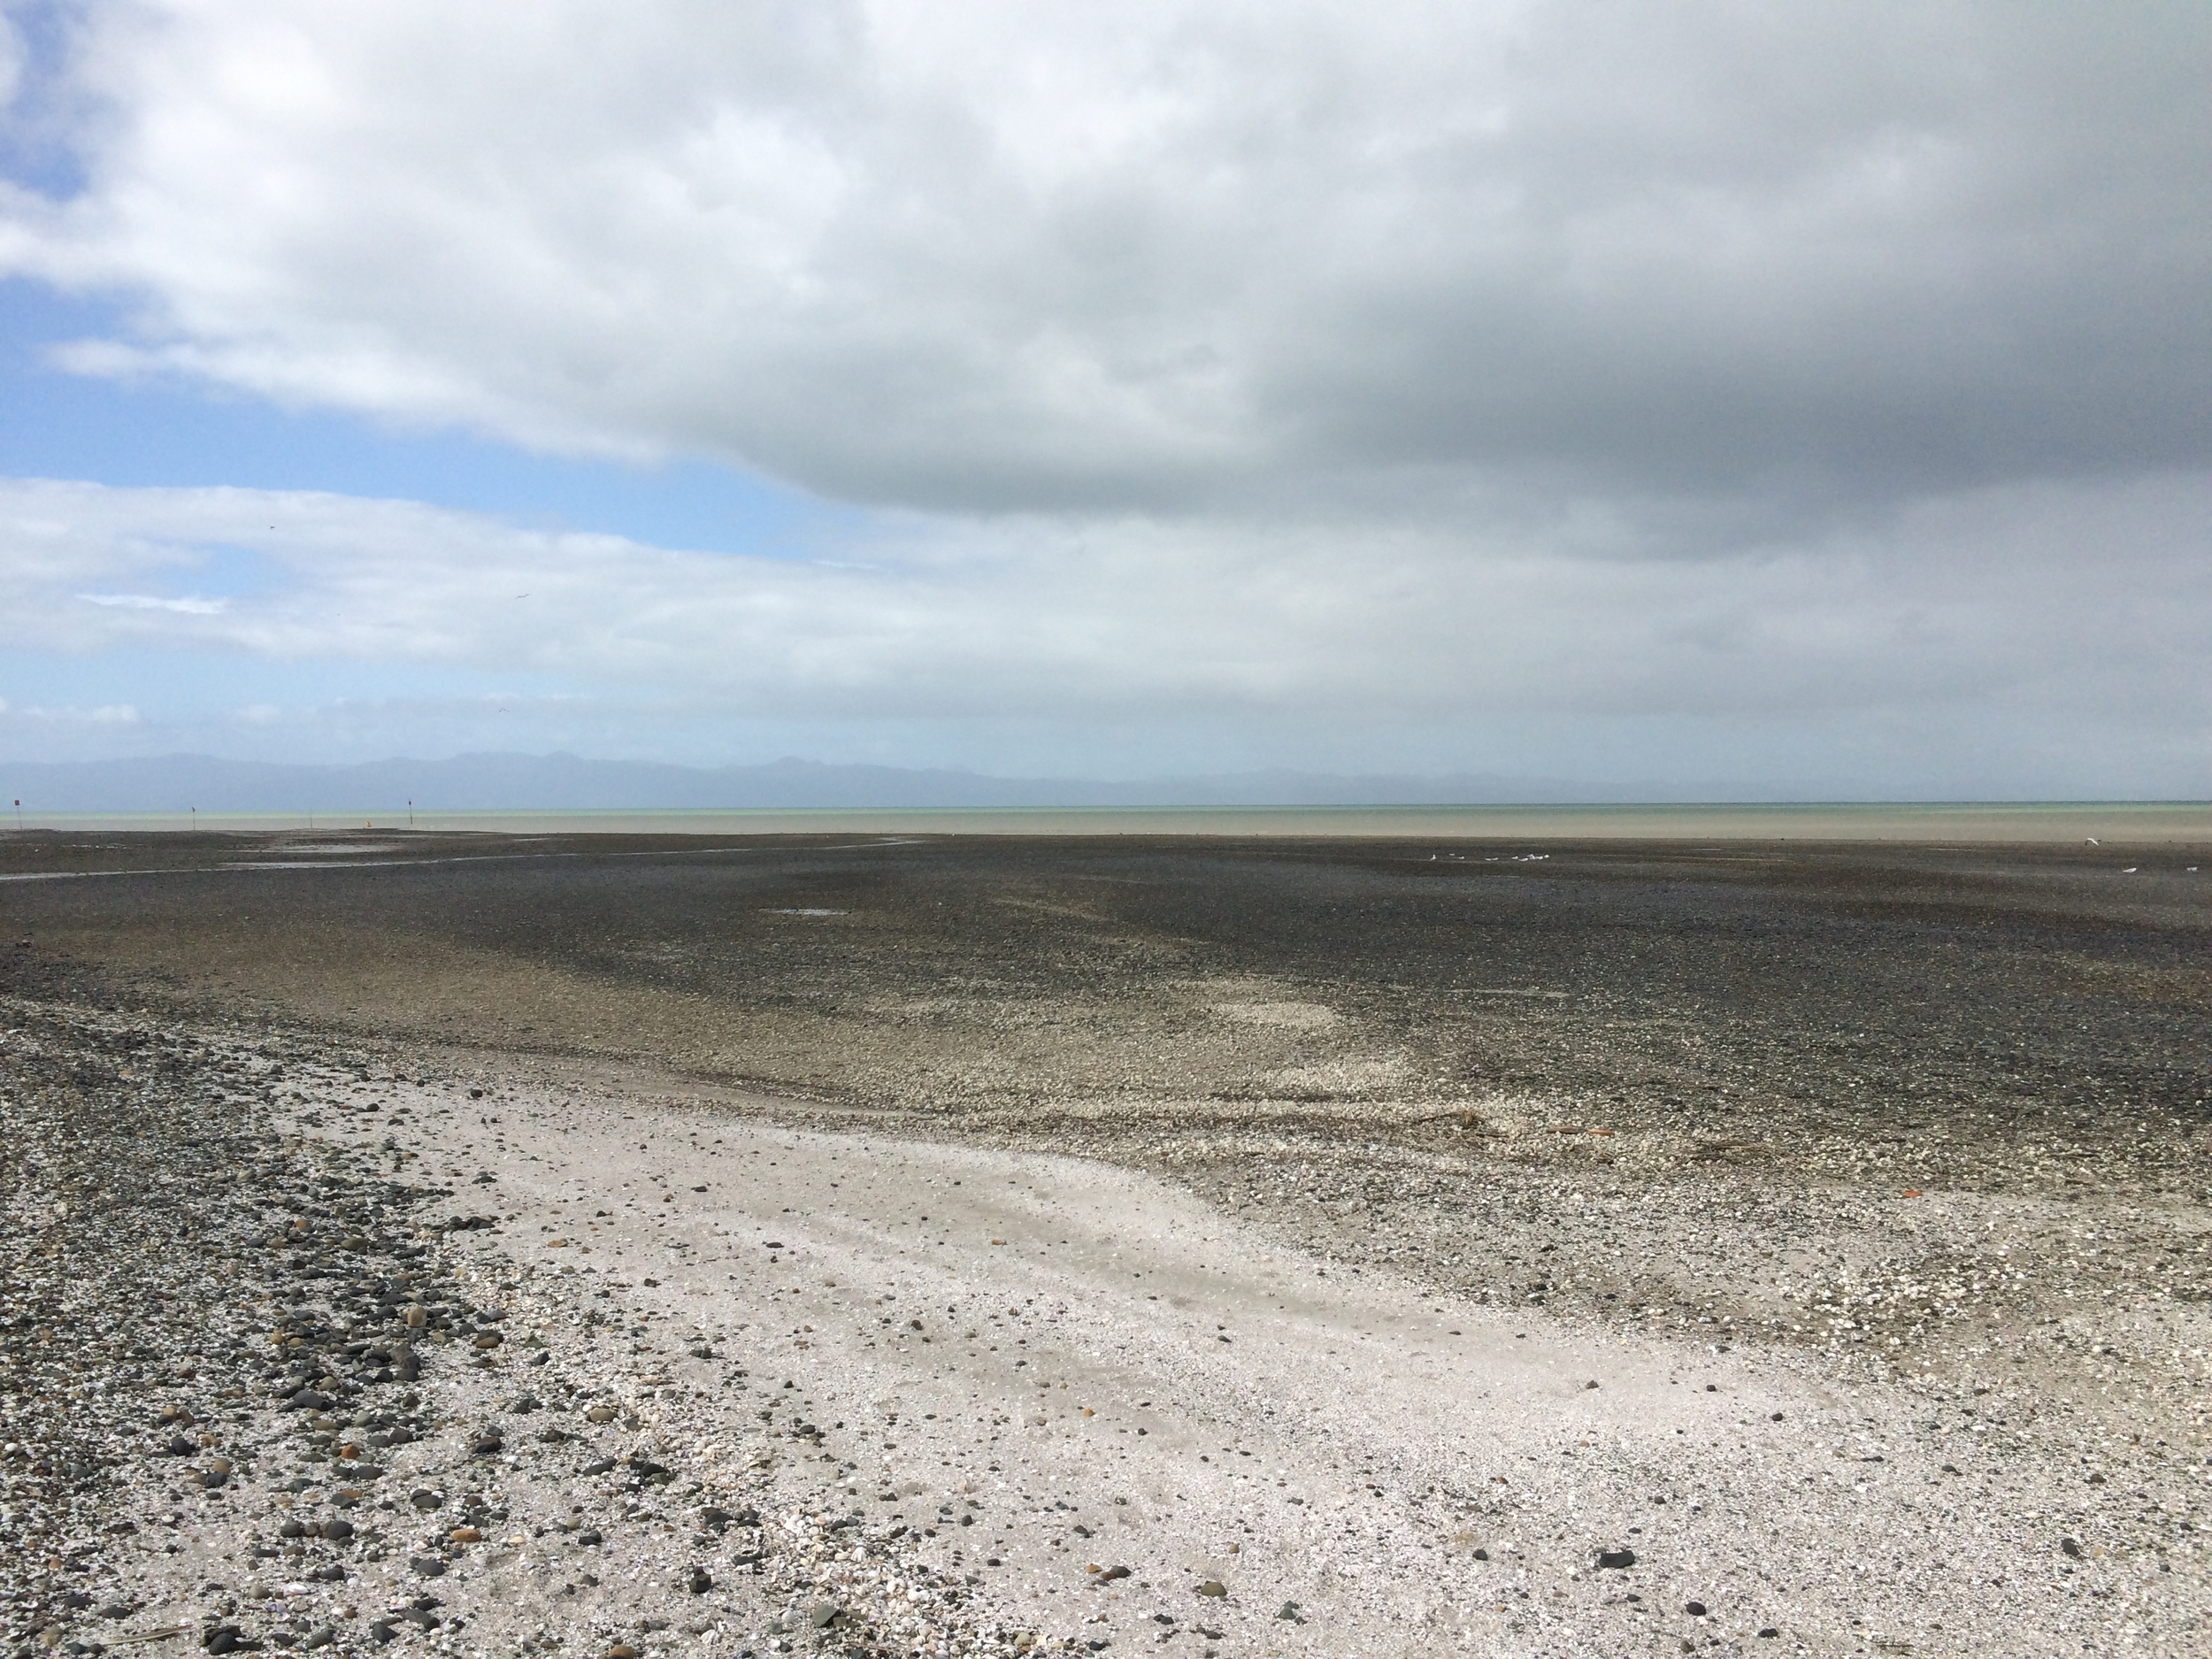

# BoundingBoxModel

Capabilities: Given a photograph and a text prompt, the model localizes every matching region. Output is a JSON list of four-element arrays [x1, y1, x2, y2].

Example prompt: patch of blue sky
[[0, 280, 868, 559], [0, 1, 89, 201], [78, 541, 283, 608]]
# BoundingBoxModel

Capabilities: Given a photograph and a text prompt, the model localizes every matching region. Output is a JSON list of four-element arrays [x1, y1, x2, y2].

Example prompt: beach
[[4, 829, 2208, 1655]]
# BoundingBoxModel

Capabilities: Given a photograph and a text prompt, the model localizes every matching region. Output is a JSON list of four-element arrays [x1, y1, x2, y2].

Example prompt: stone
[[1596, 1548, 1637, 1570], [1685, 1601, 1707, 1617], [1194, 1580, 1227, 1599], [576, 1530, 603, 1547], [687, 1569, 712, 1594], [586, 1406, 618, 1424], [409, 1557, 446, 1578], [809, 1602, 839, 1630], [411, 1490, 444, 1511], [319, 1519, 353, 1542], [469, 1433, 503, 1456]]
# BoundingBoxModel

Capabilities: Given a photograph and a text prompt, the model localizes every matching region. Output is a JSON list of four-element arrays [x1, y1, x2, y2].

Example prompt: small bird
[[2085, 837, 2100, 847]]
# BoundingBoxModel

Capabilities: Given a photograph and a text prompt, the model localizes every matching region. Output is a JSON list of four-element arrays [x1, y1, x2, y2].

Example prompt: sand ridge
[[277, 1056, 2185, 1657]]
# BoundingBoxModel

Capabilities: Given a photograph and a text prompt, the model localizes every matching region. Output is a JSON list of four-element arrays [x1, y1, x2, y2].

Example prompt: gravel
[[1, 997, 1064, 1659]]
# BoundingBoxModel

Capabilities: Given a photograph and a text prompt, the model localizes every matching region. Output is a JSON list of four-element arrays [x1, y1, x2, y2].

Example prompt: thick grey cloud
[[4, 2, 2207, 515]]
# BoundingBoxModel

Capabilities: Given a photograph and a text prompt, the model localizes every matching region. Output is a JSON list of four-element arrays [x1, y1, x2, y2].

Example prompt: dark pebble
[[319, 1519, 353, 1542], [1596, 1548, 1637, 1570], [686, 1569, 712, 1594], [409, 1557, 446, 1578], [576, 1530, 603, 1548], [1685, 1601, 1707, 1617], [411, 1490, 444, 1511]]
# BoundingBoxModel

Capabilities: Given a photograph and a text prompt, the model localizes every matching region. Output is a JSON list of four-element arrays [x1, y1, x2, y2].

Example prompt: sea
[[8, 802, 2209, 841]]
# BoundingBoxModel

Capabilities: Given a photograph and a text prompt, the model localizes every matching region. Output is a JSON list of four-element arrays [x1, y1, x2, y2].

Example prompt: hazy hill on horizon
[[0, 750, 1764, 812]]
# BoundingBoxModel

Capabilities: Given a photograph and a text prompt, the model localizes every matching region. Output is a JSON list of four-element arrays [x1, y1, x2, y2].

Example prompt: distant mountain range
[[0, 751, 1743, 811]]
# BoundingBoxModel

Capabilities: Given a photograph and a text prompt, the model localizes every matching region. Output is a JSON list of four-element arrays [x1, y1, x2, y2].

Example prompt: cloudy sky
[[1, 1, 2207, 795]]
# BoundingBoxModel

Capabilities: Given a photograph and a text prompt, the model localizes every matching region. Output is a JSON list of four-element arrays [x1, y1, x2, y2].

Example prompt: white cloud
[[0, 697, 142, 725], [3, 3, 2207, 511], [78, 591, 229, 613], [0, 472, 2207, 792]]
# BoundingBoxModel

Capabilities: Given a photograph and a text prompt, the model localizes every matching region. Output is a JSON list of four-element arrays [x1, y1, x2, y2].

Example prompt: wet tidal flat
[[4, 830, 2210, 1655]]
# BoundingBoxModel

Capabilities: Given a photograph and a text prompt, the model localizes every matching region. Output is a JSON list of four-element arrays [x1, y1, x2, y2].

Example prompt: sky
[[1, 1, 2208, 796]]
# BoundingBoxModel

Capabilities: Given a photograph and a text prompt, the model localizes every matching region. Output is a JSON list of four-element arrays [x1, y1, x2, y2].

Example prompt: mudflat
[[4, 831, 2208, 1656]]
